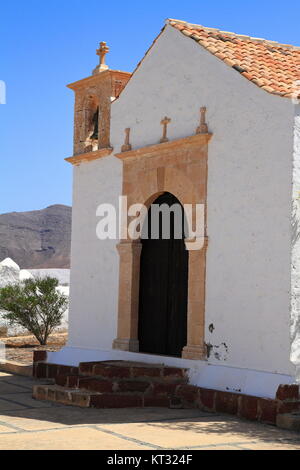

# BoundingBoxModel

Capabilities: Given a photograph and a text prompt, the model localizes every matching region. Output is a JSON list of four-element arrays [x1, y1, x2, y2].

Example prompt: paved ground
[[0, 371, 299, 450]]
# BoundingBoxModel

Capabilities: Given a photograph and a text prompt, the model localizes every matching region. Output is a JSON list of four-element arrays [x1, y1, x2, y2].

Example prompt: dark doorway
[[138, 192, 189, 357]]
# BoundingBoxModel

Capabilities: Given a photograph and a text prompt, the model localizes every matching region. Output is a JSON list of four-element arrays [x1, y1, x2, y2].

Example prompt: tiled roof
[[168, 19, 300, 99]]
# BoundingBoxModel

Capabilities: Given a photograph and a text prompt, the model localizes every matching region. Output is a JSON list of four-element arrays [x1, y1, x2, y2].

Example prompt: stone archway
[[113, 132, 211, 360]]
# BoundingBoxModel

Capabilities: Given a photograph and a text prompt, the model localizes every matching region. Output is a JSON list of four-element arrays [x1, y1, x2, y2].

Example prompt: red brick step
[[33, 360, 189, 409], [32, 384, 174, 409], [78, 361, 188, 383], [32, 354, 300, 429]]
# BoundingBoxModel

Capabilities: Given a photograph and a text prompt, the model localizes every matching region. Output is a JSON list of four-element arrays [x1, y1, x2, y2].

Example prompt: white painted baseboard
[[47, 346, 295, 399]]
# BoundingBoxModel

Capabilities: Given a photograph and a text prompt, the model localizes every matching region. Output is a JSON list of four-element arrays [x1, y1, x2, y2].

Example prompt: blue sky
[[0, 0, 299, 214]]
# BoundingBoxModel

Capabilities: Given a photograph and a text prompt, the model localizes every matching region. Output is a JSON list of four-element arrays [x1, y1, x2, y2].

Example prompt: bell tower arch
[[66, 42, 131, 161]]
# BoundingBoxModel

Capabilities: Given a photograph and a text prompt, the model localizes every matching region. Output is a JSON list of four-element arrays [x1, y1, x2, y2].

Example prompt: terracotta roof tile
[[167, 19, 300, 99]]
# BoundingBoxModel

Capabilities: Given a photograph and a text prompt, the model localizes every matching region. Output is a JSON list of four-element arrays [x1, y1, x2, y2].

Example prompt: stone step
[[33, 362, 79, 380], [54, 374, 181, 396], [78, 360, 188, 383], [33, 384, 95, 408], [33, 360, 189, 410], [32, 384, 178, 409]]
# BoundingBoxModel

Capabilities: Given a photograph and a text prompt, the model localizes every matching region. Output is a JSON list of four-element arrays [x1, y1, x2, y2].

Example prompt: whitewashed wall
[[291, 104, 300, 382], [68, 156, 121, 350], [67, 24, 296, 378]]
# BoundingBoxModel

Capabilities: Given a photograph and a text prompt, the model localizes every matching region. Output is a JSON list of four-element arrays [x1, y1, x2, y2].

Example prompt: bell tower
[[66, 42, 131, 160]]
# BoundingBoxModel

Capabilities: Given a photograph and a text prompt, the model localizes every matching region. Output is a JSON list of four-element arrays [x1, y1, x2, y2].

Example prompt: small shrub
[[0, 277, 68, 345]]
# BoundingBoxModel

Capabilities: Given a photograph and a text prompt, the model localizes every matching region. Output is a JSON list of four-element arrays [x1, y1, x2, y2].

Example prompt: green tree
[[0, 277, 68, 345]]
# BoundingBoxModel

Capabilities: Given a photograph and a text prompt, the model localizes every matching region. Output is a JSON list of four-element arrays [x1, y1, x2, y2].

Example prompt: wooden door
[[138, 193, 188, 357]]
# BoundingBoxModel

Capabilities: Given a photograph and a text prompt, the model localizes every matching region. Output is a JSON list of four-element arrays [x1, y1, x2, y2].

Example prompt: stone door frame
[[113, 132, 212, 360]]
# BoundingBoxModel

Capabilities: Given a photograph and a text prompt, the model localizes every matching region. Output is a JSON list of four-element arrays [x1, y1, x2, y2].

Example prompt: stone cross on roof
[[93, 42, 110, 74]]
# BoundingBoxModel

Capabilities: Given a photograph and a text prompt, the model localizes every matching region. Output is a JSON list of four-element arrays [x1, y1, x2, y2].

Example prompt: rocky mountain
[[0, 205, 71, 269]]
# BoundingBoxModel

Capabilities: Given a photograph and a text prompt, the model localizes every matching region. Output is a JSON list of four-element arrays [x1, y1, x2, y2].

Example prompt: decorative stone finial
[[121, 128, 132, 152], [196, 107, 208, 134], [160, 116, 171, 143], [93, 41, 110, 74]]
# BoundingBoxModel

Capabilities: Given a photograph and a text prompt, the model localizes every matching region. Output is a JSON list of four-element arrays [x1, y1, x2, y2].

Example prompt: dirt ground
[[0, 332, 67, 365]]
